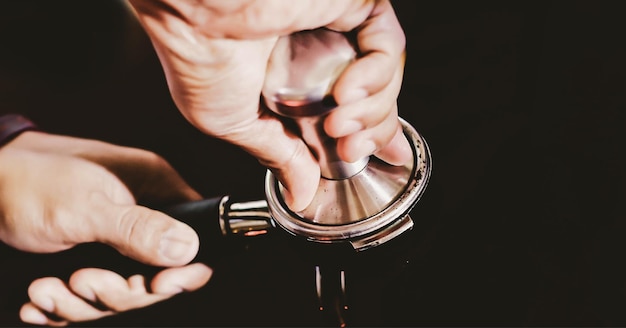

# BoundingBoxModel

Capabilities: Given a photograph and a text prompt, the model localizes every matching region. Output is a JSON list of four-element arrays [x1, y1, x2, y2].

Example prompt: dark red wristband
[[0, 114, 38, 148]]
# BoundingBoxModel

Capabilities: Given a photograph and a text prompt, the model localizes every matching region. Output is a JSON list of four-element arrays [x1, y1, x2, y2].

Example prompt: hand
[[128, 0, 412, 211], [0, 131, 212, 326]]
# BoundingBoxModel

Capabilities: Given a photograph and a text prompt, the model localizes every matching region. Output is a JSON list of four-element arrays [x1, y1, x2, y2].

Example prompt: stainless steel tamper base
[[265, 118, 431, 251]]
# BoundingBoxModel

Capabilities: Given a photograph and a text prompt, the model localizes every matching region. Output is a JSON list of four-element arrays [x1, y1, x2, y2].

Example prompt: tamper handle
[[262, 28, 368, 179]]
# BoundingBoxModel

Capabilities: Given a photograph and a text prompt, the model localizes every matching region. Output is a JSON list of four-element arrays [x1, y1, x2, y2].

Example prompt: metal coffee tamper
[[262, 28, 432, 251]]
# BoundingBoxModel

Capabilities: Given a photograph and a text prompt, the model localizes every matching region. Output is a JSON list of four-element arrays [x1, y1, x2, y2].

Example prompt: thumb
[[94, 204, 199, 267]]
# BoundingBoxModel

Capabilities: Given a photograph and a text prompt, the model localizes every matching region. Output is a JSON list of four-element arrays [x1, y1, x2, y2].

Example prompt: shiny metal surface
[[262, 28, 365, 179], [315, 265, 349, 325], [262, 27, 356, 118], [218, 197, 275, 236], [265, 118, 432, 250]]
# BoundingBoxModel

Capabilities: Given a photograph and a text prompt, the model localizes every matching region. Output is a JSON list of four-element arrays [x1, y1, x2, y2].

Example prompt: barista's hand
[[128, 0, 411, 211], [0, 131, 212, 326]]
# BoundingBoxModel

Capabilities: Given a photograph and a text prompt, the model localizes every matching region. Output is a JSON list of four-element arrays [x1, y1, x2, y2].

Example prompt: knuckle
[[106, 300, 131, 313], [68, 268, 99, 290], [28, 277, 63, 298], [140, 149, 166, 167], [115, 207, 143, 255]]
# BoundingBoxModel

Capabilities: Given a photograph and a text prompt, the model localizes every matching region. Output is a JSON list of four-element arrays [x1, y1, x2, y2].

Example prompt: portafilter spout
[[262, 28, 432, 251]]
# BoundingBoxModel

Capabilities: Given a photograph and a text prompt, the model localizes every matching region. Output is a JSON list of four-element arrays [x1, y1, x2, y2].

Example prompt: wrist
[[0, 114, 38, 148]]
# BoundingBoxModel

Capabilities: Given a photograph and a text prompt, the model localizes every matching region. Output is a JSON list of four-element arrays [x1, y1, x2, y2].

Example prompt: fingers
[[223, 115, 321, 213], [326, 59, 411, 165], [335, 108, 412, 166], [331, 0, 405, 105], [69, 265, 211, 310], [325, 59, 404, 136], [20, 264, 212, 325], [91, 196, 199, 267], [374, 124, 414, 166], [69, 270, 168, 312], [151, 263, 213, 294], [325, 0, 409, 165], [21, 277, 111, 326], [20, 302, 68, 327]]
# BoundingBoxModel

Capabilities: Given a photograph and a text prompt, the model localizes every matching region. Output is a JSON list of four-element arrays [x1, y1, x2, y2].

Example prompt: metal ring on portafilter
[[262, 28, 432, 251]]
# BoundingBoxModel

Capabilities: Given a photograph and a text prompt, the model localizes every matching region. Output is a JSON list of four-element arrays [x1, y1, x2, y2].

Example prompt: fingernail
[[341, 88, 368, 104], [397, 135, 414, 164], [159, 227, 196, 262], [283, 185, 312, 213], [282, 188, 297, 211], [338, 120, 364, 136]]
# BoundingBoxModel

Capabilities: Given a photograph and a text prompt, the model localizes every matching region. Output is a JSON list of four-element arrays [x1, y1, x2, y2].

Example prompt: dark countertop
[[1, 0, 625, 326]]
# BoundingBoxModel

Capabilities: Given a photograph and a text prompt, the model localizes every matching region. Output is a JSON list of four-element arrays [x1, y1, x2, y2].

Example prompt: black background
[[1, 0, 625, 326]]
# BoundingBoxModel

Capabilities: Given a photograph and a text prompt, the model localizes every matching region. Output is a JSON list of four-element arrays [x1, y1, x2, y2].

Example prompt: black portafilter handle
[[162, 197, 222, 231], [58, 197, 274, 285], [160, 197, 223, 265]]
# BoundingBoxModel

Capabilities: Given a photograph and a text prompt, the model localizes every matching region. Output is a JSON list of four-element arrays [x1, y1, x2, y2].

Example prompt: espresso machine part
[[163, 194, 418, 326], [164, 196, 274, 238], [262, 28, 432, 251]]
